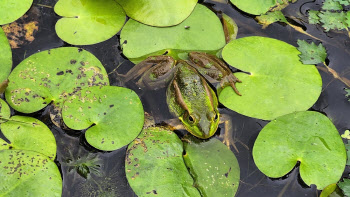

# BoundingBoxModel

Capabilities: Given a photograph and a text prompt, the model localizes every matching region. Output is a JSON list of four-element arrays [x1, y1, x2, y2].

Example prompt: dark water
[[3, 0, 350, 196]]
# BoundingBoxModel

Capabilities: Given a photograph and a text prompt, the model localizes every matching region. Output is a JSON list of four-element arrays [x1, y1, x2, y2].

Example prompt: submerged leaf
[[0, 0, 33, 25], [297, 40, 327, 64], [338, 179, 350, 196], [256, 11, 288, 29]]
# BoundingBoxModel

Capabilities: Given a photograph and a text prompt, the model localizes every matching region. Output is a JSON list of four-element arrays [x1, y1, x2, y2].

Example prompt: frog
[[119, 52, 241, 150]]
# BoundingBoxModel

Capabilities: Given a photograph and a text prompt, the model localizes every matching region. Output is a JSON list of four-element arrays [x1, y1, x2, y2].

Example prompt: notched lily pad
[[0, 150, 62, 196], [116, 0, 198, 27], [120, 4, 226, 62], [253, 111, 346, 189], [0, 99, 10, 124], [0, 28, 12, 83], [0, 0, 33, 25], [220, 36, 322, 120], [55, 0, 126, 45], [5, 47, 109, 126], [125, 126, 201, 197], [62, 86, 144, 151], [0, 116, 57, 160]]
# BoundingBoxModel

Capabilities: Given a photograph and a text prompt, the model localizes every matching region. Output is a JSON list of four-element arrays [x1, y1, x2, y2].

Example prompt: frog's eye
[[188, 115, 195, 124], [214, 114, 219, 121]]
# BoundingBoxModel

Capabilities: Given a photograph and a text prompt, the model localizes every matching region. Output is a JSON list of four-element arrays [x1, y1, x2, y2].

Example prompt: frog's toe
[[220, 133, 239, 153]]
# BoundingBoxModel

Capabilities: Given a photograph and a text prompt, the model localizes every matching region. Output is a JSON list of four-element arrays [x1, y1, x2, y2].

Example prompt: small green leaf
[[297, 40, 327, 65], [0, 28, 12, 83], [342, 130, 350, 139], [322, 0, 343, 11], [0, 0, 33, 25], [320, 184, 344, 197], [256, 11, 288, 29], [0, 98, 10, 124], [345, 140, 350, 165], [338, 179, 350, 196], [336, 0, 350, 6], [253, 111, 346, 189], [0, 150, 62, 196], [62, 86, 144, 151], [308, 10, 320, 24], [116, 0, 198, 27], [319, 11, 347, 31], [229, 0, 276, 15], [222, 13, 238, 43], [345, 88, 350, 101], [55, 0, 126, 45]]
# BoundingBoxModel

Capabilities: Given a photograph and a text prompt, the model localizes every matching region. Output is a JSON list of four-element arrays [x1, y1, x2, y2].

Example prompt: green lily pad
[[0, 28, 12, 82], [230, 0, 275, 15], [116, 0, 197, 27], [55, 0, 126, 45], [126, 126, 201, 197], [0, 99, 10, 124], [0, 149, 62, 196], [183, 138, 240, 196], [62, 86, 144, 151], [220, 36, 322, 120], [0, 116, 57, 160], [5, 47, 109, 120], [120, 4, 226, 62], [0, 0, 33, 25], [253, 111, 346, 189]]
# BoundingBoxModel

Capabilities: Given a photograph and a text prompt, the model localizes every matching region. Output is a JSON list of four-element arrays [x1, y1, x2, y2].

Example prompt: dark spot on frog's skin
[[104, 112, 106, 115], [56, 71, 64, 75], [80, 61, 85, 66], [70, 59, 77, 64], [109, 104, 114, 108]]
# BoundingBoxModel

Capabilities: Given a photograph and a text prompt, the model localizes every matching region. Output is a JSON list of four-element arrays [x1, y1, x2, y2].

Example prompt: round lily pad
[[125, 126, 201, 197], [220, 36, 322, 120], [0, 0, 33, 25], [62, 86, 144, 151], [0, 28, 12, 82], [55, 0, 126, 45], [120, 4, 226, 62], [5, 47, 109, 116], [0, 149, 62, 196], [253, 111, 346, 189], [183, 138, 240, 196], [0, 116, 57, 160], [230, 0, 275, 15], [0, 99, 10, 124], [116, 0, 198, 27]]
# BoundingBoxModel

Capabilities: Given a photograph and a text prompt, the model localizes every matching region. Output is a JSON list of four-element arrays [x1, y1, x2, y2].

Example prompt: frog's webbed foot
[[220, 74, 242, 96], [219, 114, 239, 152]]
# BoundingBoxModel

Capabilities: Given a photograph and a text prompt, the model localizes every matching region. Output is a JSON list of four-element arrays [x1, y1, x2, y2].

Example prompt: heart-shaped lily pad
[[5, 47, 109, 124], [0, 0, 33, 25], [120, 4, 226, 62], [116, 0, 198, 27], [230, 0, 275, 15], [62, 86, 144, 151], [253, 111, 346, 189], [55, 0, 126, 45], [220, 36, 322, 120], [0, 28, 12, 82], [0, 99, 10, 123], [0, 116, 57, 160], [0, 149, 62, 196]]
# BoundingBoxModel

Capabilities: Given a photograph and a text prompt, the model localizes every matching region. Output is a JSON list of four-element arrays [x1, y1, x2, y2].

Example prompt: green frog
[[120, 52, 241, 150]]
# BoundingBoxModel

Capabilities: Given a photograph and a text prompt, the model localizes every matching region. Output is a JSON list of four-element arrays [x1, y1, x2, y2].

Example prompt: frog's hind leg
[[219, 114, 239, 152]]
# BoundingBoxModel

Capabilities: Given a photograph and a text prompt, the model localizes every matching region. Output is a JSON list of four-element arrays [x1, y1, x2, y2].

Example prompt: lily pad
[[125, 126, 201, 197], [5, 47, 109, 123], [0, 28, 12, 82], [253, 111, 346, 189], [183, 138, 240, 196], [62, 86, 144, 151], [230, 0, 276, 15], [116, 0, 197, 27], [0, 116, 57, 160], [55, 0, 126, 45], [0, 99, 10, 123], [220, 36, 322, 120], [120, 4, 226, 62], [0, 0, 33, 25], [0, 149, 62, 196]]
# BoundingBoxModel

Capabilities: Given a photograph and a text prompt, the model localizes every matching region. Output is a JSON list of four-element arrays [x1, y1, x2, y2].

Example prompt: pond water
[[3, 0, 350, 196]]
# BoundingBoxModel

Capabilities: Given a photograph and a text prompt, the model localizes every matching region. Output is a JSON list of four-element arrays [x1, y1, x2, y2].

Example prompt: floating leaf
[[297, 40, 327, 65], [322, 0, 343, 10], [0, 150, 62, 196], [0, 0, 33, 25], [183, 138, 240, 196], [0, 99, 10, 123], [222, 13, 238, 43], [0, 28, 12, 83], [308, 10, 320, 24], [120, 4, 226, 62], [5, 47, 109, 125], [256, 11, 288, 29], [319, 11, 347, 31], [320, 184, 344, 197], [62, 86, 144, 151], [229, 0, 276, 15], [253, 111, 346, 189], [220, 36, 322, 120], [126, 126, 201, 197], [338, 179, 350, 196], [0, 116, 57, 160], [55, 0, 126, 45], [116, 0, 198, 27]]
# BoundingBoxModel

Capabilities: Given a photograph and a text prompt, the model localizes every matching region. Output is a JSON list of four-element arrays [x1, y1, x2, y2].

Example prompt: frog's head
[[179, 110, 220, 139]]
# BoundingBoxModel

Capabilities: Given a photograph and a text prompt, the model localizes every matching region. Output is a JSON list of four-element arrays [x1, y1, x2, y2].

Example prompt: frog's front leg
[[118, 56, 177, 90], [219, 114, 239, 152], [188, 52, 241, 95]]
